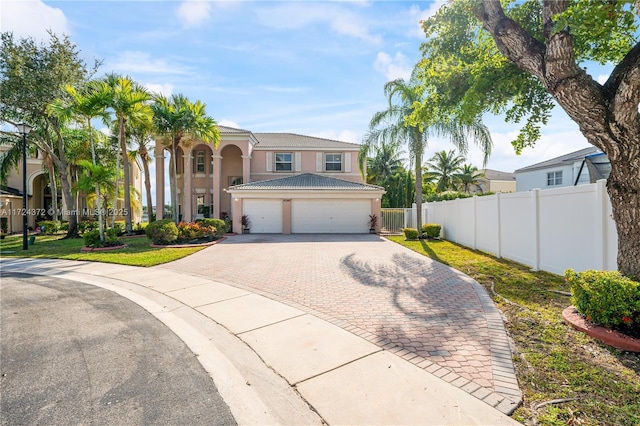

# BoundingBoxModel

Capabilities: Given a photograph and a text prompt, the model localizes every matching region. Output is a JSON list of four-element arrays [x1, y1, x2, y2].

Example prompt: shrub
[[59, 221, 69, 231], [421, 223, 442, 239], [177, 222, 216, 242], [195, 218, 226, 238], [37, 220, 60, 235], [403, 228, 419, 240], [78, 220, 98, 234], [105, 228, 122, 246], [145, 219, 178, 245], [566, 269, 640, 333], [83, 229, 101, 248]]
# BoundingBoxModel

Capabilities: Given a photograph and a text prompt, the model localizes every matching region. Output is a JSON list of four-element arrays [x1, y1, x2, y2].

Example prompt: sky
[[1, 0, 609, 204]]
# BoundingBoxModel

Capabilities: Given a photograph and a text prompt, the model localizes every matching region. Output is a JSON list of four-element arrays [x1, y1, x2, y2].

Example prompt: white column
[[241, 155, 251, 183], [212, 154, 222, 218], [155, 144, 165, 220], [183, 149, 193, 221]]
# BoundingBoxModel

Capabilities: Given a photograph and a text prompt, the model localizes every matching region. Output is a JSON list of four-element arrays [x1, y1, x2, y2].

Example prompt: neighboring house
[[0, 143, 143, 235], [470, 169, 515, 194], [155, 126, 384, 234], [515, 146, 610, 192]]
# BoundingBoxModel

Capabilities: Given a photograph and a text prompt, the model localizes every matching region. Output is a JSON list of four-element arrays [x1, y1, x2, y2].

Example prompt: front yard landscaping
[[389, 236, 639, 426], [0, 234, 205, 267]]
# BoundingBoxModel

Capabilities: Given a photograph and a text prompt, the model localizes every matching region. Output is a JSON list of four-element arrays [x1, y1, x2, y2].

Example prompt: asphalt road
[[0, 272, 236, 426]]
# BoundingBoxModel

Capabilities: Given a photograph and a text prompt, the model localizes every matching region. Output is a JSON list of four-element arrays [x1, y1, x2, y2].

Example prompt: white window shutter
[[316, 153, 323, 172], [266, 152, 273, 172], [295, 152, 302, 172], [344, 152, 351, 172]]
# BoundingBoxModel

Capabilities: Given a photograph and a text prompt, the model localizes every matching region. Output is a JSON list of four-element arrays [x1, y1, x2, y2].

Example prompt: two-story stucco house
[[154, 126, 385, 234], [515, 146, 611, 192]]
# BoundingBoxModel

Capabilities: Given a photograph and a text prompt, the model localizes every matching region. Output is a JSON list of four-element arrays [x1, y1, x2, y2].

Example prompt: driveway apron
[[157, 234, 522, 409]]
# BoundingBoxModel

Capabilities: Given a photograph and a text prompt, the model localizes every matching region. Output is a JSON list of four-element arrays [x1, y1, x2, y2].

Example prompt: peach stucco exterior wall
[[250, 149, 362, 183]]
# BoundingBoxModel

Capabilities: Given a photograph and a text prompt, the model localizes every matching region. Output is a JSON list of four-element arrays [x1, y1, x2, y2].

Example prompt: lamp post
[[16, 122, 32, 250]]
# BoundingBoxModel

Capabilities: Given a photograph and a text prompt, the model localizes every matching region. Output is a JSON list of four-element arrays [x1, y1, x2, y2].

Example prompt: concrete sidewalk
[[0, 258, 519, 425]]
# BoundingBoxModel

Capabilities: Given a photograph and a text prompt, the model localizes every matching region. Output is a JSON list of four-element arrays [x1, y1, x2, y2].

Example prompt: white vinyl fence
[[424, 180, 618, 275]]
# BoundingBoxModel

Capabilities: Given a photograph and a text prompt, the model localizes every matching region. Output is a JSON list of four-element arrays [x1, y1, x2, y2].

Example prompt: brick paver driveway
[[158, 234, 521, 409]]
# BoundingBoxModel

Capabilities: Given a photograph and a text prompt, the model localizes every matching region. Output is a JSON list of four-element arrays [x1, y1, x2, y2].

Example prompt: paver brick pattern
[[158, 234, 515, 401]]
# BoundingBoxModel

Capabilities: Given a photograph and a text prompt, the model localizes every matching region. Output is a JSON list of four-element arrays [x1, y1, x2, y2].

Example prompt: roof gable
[[515, 146, 602, 173]]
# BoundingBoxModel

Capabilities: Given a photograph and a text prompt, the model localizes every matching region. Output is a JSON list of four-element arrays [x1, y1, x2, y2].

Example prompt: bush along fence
[[424, 179, 617, 275]]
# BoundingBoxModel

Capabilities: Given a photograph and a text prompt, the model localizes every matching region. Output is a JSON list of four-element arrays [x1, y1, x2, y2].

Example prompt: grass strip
[[388, 236, 640, 426], [0, 234, 205, 267]]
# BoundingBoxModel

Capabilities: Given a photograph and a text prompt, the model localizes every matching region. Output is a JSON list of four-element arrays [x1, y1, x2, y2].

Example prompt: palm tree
[[48, 80, 111, 240], [128, 116, 155, 223], [151, 94, 220, 222], [365, 140, 404, 184], [455, 164, 484, 194], [359, 78, 492, 231], [425, 150, 466, 193], [102, 73, 152, 233]]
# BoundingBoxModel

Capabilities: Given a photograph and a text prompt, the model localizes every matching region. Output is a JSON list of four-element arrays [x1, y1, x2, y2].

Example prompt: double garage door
[[242, 199, 371, 233]]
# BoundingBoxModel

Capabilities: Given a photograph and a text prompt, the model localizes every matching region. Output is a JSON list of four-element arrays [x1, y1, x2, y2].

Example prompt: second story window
[[325, 153, 342, 171], [547, 170, 563, 186], [275, 153, 293, 171], [195, 151, 205, 173]]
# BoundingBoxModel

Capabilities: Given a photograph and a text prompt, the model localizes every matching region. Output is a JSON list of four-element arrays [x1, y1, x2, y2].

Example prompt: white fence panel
[[455, 197, 476, 248], [499, 192, 537, 269], [538, 185, 599, 274], [422, 180, 617, 275], [475, 194, 499, 254]]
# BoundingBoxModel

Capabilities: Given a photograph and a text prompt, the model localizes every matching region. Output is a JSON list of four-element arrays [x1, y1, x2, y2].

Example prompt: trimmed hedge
[[421, 223, 442, 239], [83, 228, 124, 248], [37, 220, 60, 234], [403, 228, 419, 240], [566, 269, 640, 333], [145, 219, 179, 245]]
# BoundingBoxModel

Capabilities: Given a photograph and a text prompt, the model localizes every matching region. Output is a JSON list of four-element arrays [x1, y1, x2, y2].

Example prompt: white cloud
[[0, 0, 70, 41], [374, 51, 412, 81], [177, 1, 212, 28], [406, 2, 445, 39], [218, 119, 241, 129], [107, 51, 190, 75], [597, 74, 609, 84], [145, 83, 174, 97], [256, 3, 381, 43]]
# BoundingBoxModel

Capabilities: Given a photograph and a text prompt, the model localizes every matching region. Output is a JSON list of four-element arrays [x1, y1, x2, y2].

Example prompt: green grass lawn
[[0, 233, 206, 267], [388, 236, 640, 426]]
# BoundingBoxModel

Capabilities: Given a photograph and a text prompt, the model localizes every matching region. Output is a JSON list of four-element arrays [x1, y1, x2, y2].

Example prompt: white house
[[515, 146, 610, 192]]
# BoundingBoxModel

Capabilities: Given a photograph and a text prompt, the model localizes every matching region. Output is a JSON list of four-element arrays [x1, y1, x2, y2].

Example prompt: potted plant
[[242, 214, 251, 234], [368, 214, 378, 234]]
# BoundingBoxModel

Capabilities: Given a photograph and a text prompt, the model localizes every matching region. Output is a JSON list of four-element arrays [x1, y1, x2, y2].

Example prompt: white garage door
[[291, 199, 371, 233], [243, 199, 282, 233]]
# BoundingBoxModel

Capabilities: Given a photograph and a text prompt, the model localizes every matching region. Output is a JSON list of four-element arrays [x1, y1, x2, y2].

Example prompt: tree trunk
[[142, 153, 153, 223], [474, 0, 640, 278], [44, 155, 59, 222], [607, 154, 640, 279], [170, 143, 179, 222], [59, 162, 78, 238], [119, 116, 132, 233]]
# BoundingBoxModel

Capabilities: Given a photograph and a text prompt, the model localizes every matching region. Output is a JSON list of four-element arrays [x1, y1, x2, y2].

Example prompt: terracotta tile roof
[[228, 173, 383, 191], [481, 169, 515, 181], [253, 132, 360, 149]]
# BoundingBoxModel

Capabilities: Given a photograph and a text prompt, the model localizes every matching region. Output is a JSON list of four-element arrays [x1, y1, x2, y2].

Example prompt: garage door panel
[[291, 199, 370, 233], [243, 199, 282, 233]]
